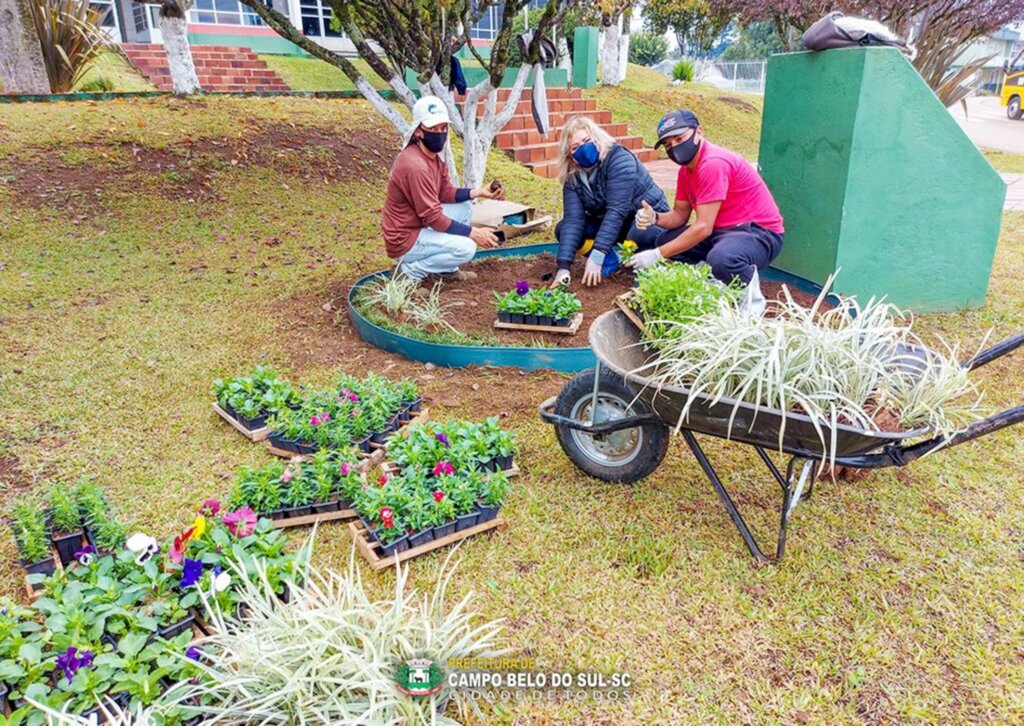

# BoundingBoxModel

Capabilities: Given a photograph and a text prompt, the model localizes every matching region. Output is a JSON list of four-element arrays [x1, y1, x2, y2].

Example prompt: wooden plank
[[493, 313, 584, 335], [614, 291, 646, 332], [348, 516, 504, 571], [213, 403, 270, 442], [271, 508, 356, 529]]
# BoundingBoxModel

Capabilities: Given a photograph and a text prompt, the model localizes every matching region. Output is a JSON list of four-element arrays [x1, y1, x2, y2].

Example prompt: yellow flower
[[622, 240, 637, 253], [190, 515, 207, 539]]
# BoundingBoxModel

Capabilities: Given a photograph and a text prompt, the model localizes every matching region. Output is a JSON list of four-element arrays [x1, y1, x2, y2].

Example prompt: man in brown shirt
[[382, 95, 504, 281]]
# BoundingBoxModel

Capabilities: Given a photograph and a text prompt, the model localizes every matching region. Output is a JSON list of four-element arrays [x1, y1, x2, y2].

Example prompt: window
[[189, 0, 265, 26], [300, 0, 339, 37], [89, 0, 115, 28], [470, 3, 503, 41]]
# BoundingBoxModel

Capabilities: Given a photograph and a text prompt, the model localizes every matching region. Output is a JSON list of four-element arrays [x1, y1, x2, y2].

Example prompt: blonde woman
[[552, 116, 669, 287]]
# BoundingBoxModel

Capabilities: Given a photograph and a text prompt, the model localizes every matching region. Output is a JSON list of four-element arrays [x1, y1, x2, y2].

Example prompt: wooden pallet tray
[[270, 507, 357, 529], [266, 408, 430, 467], [348, 516, 503, 570], [493, 313, 584, 335], [614, 291, 646, 332], [213, 403, 271, 442]]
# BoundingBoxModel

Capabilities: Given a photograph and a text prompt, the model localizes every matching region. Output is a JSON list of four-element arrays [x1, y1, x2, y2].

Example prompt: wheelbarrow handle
[[962, 331, 1024, 370], [538, 396, 662, 435]]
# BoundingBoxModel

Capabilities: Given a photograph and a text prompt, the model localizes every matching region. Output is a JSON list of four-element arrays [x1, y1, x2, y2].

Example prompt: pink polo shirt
[[675, 142, 785, 234]]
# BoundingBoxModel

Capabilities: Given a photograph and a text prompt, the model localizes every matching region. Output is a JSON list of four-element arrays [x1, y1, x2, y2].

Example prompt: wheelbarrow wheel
[[553, 368, 669, 483]]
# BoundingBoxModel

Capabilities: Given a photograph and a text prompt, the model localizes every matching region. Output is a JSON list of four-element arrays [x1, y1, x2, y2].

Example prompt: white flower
[[212, 571, 232, 593], [126, 532, 157, 552]]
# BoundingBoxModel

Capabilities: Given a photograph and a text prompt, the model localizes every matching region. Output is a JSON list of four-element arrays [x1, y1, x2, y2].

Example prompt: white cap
[[403, 95, 450, 146]]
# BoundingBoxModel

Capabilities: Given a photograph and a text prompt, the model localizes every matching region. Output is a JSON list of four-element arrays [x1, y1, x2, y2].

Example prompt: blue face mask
[[571, 142, 600, 169]]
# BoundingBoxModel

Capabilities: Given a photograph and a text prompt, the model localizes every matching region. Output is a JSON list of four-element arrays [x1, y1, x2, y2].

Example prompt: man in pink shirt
[[626, 109, 784, 286]]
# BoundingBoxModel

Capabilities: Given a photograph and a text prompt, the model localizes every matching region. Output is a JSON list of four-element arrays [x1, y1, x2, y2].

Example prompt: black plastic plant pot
[[371, 430, 388, 445], [354, 436, 373, 453], [51, 530, 86, 567], [498, 454, 514, 470], [296, 440, 319, 455], [279, 504, 312, 519], [311, 497, 340, 514], [433, 520, 457, 539], [267, 508, 291, 521], [388, 415, 402, 433], [159, 613, 197, 639], [378, 534, 409, 557], [337, 498, 353, 512], [476, 502, 500, 523], [0, 681, 9, 714], [408, 527, 434, 548], [21, 556, 56, 588], [408, 397, 423, 414], [498, 311, 512, 323], [238, 412, 268, 431], [510, 313, 524, 324], [398, 405, 411, 423], [555, 317, 572, 327], [455, 511, 480, 531], [269, 433, 300, 453], [524, 314, 538, 325], [537, 315, 553, 326]]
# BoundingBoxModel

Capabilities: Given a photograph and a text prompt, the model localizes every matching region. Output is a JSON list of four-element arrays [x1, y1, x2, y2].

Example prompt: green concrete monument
[[759, 48, 1006, 311], [573, 27, 599, 89]]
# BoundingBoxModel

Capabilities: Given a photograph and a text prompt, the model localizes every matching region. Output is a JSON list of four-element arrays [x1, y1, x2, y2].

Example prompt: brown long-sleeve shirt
[[381, 142, 472, 258]]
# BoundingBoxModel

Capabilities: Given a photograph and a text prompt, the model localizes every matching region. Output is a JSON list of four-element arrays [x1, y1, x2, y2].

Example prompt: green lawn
[[2, 96, 1024, 723], [984, 150, 1024, 174]]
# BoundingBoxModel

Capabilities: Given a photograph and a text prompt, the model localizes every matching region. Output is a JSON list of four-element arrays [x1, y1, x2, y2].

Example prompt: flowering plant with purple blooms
[[494, 286, 581, 322], [515, 280, 530, 296]]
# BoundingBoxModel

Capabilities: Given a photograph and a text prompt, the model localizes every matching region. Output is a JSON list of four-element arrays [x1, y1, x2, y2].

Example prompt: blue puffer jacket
[[556, 144, 670, 267]]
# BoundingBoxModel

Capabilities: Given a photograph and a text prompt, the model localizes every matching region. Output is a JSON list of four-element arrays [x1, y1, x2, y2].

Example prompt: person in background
[[381, 95, 504, 282], [552, 116, 669, 287], [629, 109, 784, 286]]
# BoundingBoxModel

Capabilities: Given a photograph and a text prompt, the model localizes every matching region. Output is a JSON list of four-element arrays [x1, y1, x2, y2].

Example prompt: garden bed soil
[[411, 253, 634, 348]]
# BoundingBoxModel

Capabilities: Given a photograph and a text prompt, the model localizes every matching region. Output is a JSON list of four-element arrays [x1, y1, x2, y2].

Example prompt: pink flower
[[321, 412, 330, 423], [432, 460, 455, 477], [433, 490, 445, 503], [378, 474, 388, 487], [380, 507, 394, 528], [199, 499, 221, 516], [281, 468, 293, 483], [222, 507, 257, 538], [341, 388, 359, 403], [170, 527, 195, 564], [310, 415, 321, 426], [340, 462, 351, 476]]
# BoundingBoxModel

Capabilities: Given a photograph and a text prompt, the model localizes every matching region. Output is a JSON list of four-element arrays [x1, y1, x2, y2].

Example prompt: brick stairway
[[121, 43, 290, 93], [466, 87, 659, 178]]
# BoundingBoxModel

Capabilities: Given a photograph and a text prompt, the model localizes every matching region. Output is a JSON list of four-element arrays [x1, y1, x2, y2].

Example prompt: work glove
[[582, 250, 605, 287], [625, 247, 664, 270], [550, 268, 571, 288], [635, 200, 657, 231]]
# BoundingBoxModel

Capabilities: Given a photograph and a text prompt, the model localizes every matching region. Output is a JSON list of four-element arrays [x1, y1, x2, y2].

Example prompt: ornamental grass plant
[[181, 544, 507, 725], [636, 277, 983, 465]]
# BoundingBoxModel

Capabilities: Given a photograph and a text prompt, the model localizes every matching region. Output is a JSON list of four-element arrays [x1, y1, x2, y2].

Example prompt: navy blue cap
[[654, 109, 700, 148]]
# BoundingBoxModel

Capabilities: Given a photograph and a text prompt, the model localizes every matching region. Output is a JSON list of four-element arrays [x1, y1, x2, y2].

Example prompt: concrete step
[[455, 86, 582, 102], [473, 97, 597, 117], [495, 123, 628, 149], [499, 109, 613, 131], [509, 134, 646, 164], [120, 41, 290, 93]]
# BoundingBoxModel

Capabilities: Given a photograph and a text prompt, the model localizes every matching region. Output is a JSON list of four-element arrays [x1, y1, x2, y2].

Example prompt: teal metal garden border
[[348, 242, 840, 374]]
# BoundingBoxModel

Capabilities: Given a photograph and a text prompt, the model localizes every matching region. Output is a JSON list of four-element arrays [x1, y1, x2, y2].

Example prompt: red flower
[[170, 527, 195, 564], [378, 474, 388, 487], [380, 507, 395, 528], [432, 460, 455, 477], [433, 490, 445, 503]]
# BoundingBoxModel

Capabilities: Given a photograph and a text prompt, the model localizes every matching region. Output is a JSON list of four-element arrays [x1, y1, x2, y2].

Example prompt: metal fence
[[694, 60, 768, 94]]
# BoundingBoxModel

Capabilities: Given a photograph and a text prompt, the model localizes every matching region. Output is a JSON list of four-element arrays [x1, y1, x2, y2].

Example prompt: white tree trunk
[[557, 37, 572, 76], [600, 19, 622, 87], [461, 64, 531, 188], [615, 32, 630, 84], [159, 7, 201, 95], [0, 0, 50, 93]]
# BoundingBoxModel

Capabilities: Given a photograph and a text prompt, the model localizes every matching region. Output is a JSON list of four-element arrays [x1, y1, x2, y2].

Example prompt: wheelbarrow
[[539, 309, 1024, 564]]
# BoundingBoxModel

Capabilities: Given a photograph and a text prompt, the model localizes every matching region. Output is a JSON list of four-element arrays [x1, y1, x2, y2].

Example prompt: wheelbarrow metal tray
[[589, 309, 929, 458]]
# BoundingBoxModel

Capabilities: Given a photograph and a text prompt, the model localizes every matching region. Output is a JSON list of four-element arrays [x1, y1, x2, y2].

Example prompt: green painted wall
[[759, 48, 1006, 311], [573, 27, 599, 88], [188, 33, 301, 56]]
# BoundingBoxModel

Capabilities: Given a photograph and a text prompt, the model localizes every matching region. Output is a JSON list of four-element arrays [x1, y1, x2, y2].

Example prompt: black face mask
[[668, 136, 701, 166], [420, 130, 448, 154]]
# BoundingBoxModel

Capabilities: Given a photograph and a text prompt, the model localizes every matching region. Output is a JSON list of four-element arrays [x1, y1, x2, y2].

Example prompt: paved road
[[950, 96, 1024, 154]]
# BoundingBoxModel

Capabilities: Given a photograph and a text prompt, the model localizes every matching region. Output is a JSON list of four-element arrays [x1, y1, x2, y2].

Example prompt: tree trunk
[[0, 0, 50, 93], [462, 63, 532, 188], [616, 21, 630, 84], [557, 36, 572, 76], [158, 1, 201, 95], [600, 18, 622, 86]]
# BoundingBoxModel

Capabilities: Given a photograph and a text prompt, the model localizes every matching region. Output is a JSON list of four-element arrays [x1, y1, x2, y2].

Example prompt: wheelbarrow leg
[[682, 431, 814, 564]]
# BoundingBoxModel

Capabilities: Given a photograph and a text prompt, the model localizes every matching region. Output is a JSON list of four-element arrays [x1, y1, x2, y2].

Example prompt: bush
[[76, 75, 114, 93], [672, 59, 695, 82], [30, 0, 109, 93], [629, 31, 668, 67]]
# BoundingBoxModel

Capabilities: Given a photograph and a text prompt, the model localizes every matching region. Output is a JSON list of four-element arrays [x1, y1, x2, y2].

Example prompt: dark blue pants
[[555, 214, 665, 275], [657, 222, 784, 285]]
